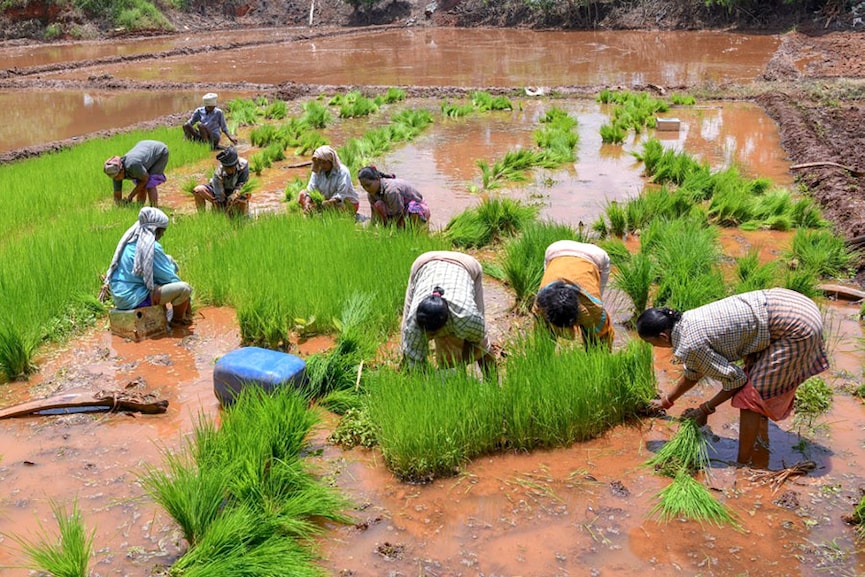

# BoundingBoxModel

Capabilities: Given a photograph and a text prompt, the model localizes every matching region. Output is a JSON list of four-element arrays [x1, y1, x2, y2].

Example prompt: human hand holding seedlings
[[681, 406, 709, 427]]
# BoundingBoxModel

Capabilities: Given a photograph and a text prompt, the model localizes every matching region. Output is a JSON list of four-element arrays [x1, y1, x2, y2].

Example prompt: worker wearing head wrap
[[183, 92, 237, 150], [105, 207, 193, 326], [103, 140, 169, 207], [192, 146, 251, 216], [533, 240, 614, 350], [401, 251, 495, 372], [299, 145, 360, 214]]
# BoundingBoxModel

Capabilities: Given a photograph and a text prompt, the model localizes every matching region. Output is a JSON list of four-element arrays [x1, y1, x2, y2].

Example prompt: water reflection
[[0, 90, 245, 153], [46, 29, 778, 87]]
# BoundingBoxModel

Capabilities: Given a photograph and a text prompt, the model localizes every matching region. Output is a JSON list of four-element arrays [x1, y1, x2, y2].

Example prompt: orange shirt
[[536, 255, 614, 349]]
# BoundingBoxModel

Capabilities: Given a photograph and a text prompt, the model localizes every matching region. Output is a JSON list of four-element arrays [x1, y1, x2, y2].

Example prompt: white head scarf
[[312, 145, 343, 171], [106, 207, 170, 291]]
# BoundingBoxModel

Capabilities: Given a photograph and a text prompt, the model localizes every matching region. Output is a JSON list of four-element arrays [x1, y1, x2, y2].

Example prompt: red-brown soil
[[0, 10, 864, 577]]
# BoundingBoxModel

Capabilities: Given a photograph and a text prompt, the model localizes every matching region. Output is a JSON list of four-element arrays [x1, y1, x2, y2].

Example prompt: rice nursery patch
[[651, 469, 741, 529], [366, 333, 655, 482], [168, 213, 447, 348]]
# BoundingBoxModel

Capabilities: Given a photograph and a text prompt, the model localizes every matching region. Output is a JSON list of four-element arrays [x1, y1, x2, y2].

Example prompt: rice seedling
[[0, 325, 40, 380], [366, 366, 506, 482], [600, 122, 626, 144], [597, 237, 631, 266], [500, 221, 583, 309], [471, 90, 513, 111], [733, 249, 780, 293], [444, 197, 539, 248], [792, 376, 834, 434], [613, 251, 655, 318], [250, 152, 268, 175], [651, 469, 741, 528], [317, 389, 365, 415], [265, 142, 286, 162], [605, 200, 628, 237], [295, 131, 329, 156], [643, 217, 725, 310], [140, 442, 229, 547], [782, 267, 821, 299], [441, 101, 475, 118], [786, 229, 858, 279], [300, 100, 332, 129], [264, 99, 288, 120], [644, 418, 711, 477], [250, 124, 279, 147], [11, 499, 94, 577], [852, 494, 865, 540], [670, 93, 697, 105], [502, 334, 656, 451], [591, 214, 609, 238], [335, 90, 379, 118], [302, 293, 377, 399], [790, 197, 829, 229], [381, 87, 406, 103], [225, 98, 260, 126]]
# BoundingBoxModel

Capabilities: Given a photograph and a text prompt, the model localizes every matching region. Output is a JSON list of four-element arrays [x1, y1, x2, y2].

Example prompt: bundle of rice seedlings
[[444, 197, 539, 248], [600, 122, 626, 144], [670, 93, 696, 105], [613, 251, 655, 317], [786, 228, 858, 279], [301, 100, 331, 129], [11, 499, 94, 577], [225, 98, 259, 125], [441, 101, 475, 118], [471, 90, 513, 111], [250, 125, 279, 147], [733, 249, 779, 293], [0, 324, 38, 381], [501, 220, 582, 309], [264, 99, 288, 120], [782, 267, 821, 299], [651, 469, 740, 528], [381, 87, 406, 103], [645, 418, 711, 478]]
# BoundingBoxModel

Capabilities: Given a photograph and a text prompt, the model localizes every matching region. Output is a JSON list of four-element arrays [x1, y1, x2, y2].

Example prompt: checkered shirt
[[402, 259, 486, 366], [671, 290, 771, 390]]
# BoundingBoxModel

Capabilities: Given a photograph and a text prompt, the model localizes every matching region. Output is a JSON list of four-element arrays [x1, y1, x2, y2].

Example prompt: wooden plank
[[0, 391, 168, 420]]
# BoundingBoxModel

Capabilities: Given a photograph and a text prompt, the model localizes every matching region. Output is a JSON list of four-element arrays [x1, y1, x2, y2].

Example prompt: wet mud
[[0, 23, 865, 577]]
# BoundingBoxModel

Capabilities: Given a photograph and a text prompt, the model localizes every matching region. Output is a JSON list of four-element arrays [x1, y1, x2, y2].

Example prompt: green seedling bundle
[[10, 499, 94, 577], [500, 220, 584, 309], [444, 196, 539, 248], [141, 387, 349, 576], [651, 469, 740, 529], [645, 418, 711, 477]]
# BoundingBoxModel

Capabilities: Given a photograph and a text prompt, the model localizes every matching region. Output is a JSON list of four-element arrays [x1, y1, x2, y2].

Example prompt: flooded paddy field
[[0, 25, 864, 577]]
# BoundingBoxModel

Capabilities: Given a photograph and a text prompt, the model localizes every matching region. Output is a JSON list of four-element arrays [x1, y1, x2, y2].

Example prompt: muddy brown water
[[0, 27, 864, 577]]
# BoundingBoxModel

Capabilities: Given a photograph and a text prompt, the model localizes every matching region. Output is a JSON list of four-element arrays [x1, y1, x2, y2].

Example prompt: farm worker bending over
[[402, 251, 495, 372], [104, 140, 169, 208], [105, 207, 193, 327], [299, 146, 360, 214], [358, 165, 430, 227], [183, 92, 237, 150], [192, 147, 250, 216], [637, 288, 829, 468], [534, 240, 613, 350]]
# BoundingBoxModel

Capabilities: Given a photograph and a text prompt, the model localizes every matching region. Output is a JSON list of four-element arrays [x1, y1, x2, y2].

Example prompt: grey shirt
[[114, 140, 169, 193]]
